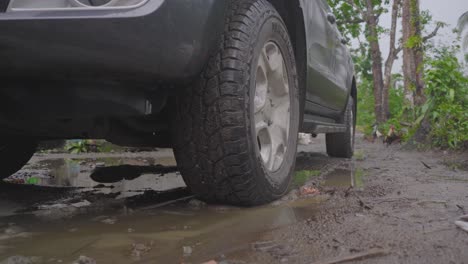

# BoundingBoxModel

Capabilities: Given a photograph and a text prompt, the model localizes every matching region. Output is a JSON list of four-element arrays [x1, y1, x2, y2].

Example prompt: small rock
[[333, 238, 344, 244], [72, 256, 96, 264], [131, 243, 152, 258], [0, 256, 42, 264], [188, 199, 206, 209], [37, 203, 67, 210], [4, 226, 23, 236], [300, 186, 320, 196], [101, 218, 117, 225], [298, 133, 312, 145], [70, 200, 91, 208], [1, 255, 42, 264], [201, 261, 217, 264], [183, 246, 193, 257]]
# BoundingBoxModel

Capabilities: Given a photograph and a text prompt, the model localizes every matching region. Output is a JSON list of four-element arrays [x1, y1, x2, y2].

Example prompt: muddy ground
[[0, 135, 467, 264]]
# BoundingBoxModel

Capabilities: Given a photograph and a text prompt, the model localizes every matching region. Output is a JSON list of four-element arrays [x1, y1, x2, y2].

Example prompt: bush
[[423, 47, 468, 149]]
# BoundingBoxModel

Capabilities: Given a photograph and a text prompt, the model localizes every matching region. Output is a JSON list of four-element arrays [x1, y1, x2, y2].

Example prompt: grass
[[354, 168, 366, 188], [354, 150, 366, 161], [292, 170, 321, 188]]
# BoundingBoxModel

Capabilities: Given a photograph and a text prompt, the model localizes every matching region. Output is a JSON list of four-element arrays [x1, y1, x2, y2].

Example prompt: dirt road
[[0, 136, 467, 263]]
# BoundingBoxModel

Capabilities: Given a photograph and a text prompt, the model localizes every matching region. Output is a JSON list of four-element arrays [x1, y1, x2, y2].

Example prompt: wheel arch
[[267, 0, 307, 114]]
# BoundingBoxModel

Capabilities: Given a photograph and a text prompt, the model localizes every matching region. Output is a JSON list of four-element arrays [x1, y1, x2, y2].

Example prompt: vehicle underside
[[0, 0, 356, 205]]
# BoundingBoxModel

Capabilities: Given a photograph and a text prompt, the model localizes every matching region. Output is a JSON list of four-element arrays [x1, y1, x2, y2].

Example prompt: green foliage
[[405, 35, 422, 49], [67, 140, 102, 154], [356, 79, 376, 138], [292, 170, 321, 188], [354, 150, 366, 161], [423, 48, 468, 149], [354, 168, 366, 188]]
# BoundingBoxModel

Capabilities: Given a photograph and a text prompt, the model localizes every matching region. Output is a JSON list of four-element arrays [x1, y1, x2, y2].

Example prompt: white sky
[[371, 0, 468, 72]]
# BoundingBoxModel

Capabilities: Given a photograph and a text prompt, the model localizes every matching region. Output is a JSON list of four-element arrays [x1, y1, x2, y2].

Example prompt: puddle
[[0, 150, 361, 263], [7, 157, 185, 199], [322, 167, 365, 189], [0, 196, 325, 263]]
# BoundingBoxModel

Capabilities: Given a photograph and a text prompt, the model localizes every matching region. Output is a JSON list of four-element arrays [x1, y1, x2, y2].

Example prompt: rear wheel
[[0, 139, 37, 179], [326, 98, 355, 158], [172, 0, 300, 206]]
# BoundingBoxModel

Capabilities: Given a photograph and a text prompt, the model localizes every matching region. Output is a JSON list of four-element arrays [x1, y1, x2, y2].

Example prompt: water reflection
[[322, 165, 364, 189], [19, 157, 185, 199]]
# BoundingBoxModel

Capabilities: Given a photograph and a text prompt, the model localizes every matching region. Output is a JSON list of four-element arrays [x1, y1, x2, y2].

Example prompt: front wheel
[[0, 139, 37, 179], [172, 0, 300, 206]]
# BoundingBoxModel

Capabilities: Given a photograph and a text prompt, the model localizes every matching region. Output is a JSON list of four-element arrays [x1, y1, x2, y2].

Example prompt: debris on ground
[[37, 203, 67, 210], [201, 261, 217, 264], [298, 133, 313, 145], [0, 255, 42, 264], [183, 246, 193, 257], [131, 242, 153, 259], [70, 200, 91, 208], [300, 186, 320, 196], [188, 199, 207, 209], [420, 161, 432, 169], [455, 215, 468, 233], [101, 218, 117, 225], [72, 255, 96, 264], [0, 224, 31, 241], [310, 248, 390, 264], [37, 199, 91, 211]]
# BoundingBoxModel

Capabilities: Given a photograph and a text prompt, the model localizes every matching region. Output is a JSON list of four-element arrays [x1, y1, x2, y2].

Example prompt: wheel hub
[[254, 41, 290, 172]]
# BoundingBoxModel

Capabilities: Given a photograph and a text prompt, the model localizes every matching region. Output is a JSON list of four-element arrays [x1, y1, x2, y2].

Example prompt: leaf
[[449, 89, 455, 102], [27, 177, 39, 185]]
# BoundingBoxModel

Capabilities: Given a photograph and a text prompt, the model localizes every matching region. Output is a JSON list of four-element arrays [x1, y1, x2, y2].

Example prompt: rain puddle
[[0, 196, 326, 263], [0, 152, 363, 263], [322, 166, 365, 189], [7, 156, 186, 199]]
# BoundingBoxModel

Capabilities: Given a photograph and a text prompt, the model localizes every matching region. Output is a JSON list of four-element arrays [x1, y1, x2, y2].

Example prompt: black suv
[[0, 0, 356, 205]]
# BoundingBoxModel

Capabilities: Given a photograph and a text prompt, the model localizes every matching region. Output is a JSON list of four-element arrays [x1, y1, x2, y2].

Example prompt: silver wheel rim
[[254, 41, 290, 172]]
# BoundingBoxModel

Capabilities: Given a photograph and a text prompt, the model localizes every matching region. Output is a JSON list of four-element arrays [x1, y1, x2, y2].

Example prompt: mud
[[0, 135, 467, 263]]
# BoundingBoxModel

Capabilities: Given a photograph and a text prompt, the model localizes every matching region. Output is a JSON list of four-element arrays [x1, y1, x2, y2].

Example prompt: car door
[[331, 17, 352, 111], [302, 0, 344, 113]]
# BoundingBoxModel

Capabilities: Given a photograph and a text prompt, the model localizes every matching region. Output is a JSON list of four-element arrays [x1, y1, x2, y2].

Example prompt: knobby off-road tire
[[326, 98, 355, 158], [0, 139, 37, 179], [172, 0, 300, 206]]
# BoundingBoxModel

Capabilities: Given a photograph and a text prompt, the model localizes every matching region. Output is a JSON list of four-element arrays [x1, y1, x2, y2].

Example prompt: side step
[[302, 114, 346, 134]]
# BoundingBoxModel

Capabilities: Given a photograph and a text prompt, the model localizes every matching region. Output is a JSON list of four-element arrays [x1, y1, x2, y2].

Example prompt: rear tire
[[172, 0, 300, 206], [0, 139, 37, 179], [326, 98, 355, 158]]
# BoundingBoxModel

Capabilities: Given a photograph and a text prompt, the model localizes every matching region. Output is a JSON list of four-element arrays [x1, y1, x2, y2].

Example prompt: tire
[[172, 0, 300, 206], [0, 139, 37, 179], [326, 98, 355, 158]]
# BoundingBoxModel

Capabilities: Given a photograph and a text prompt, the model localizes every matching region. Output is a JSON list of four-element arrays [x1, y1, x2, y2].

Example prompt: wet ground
[[0, 136, 467, 264]]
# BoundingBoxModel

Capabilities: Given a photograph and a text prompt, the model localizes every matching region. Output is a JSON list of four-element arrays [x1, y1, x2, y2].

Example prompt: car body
[[0, 0, 356, 205]]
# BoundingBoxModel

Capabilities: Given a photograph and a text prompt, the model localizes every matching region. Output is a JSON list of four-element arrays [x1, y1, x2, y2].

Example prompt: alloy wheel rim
[[254, 41, 290, 172]]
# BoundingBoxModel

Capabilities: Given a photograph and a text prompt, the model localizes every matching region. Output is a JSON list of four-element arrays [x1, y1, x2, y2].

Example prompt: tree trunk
[[365, 0, 385, 123], [402, 0, 425, 106], [411, 0, 426, 105], [383, 0, 402, 120]]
